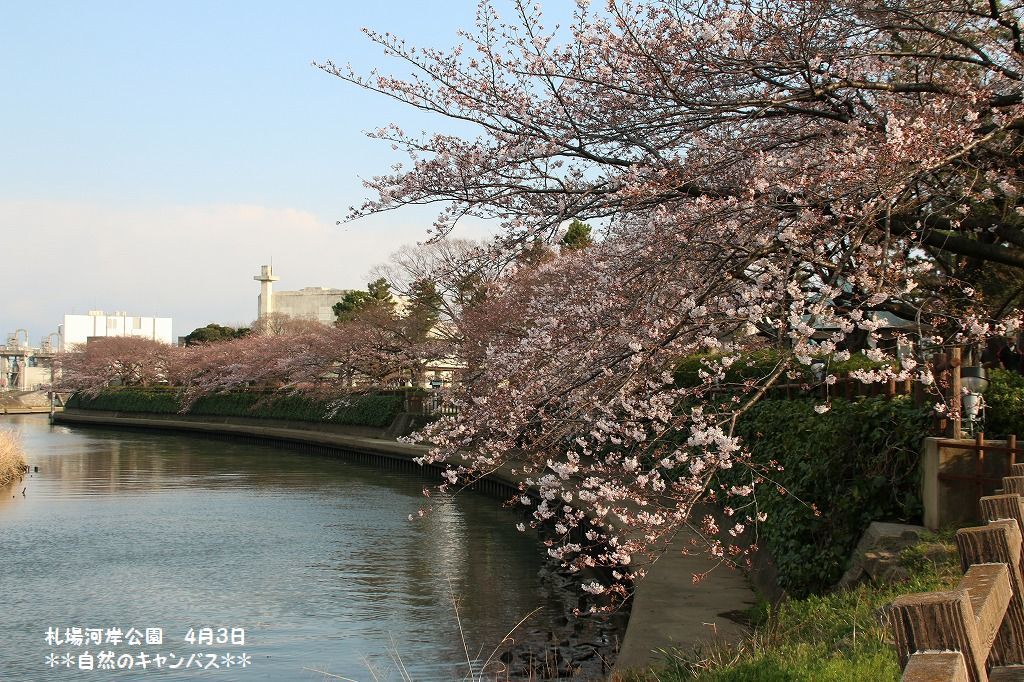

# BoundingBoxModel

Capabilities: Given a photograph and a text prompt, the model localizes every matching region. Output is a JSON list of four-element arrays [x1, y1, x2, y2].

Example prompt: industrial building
[[60, 311, 174, 351], [1, 329, 56, 391], [254, 265, 351, 326]]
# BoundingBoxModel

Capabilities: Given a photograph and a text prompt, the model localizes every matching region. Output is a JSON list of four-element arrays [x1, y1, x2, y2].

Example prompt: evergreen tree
[[183, 324, 249, 346], [405, 278, 442, 340], [333, 278, 396, 323], [560, 219, 593, 250]]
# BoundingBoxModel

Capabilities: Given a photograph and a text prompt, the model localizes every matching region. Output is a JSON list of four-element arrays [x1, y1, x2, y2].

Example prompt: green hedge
[[985, 368, 1024, 438], [675, 350, 1024, 595], [722, 396, 932, 597], [66, 389, 404, 428], [65, 389, 180, 414], [676, 350, 1024, 438]]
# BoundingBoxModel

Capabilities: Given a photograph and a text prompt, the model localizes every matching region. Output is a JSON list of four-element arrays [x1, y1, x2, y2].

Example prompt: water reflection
[[0, 415, 611, 681]]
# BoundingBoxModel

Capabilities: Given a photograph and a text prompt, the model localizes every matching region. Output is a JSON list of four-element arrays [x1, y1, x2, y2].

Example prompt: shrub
[[725, 396, 932, 597], [985, 368, 1024, 438]]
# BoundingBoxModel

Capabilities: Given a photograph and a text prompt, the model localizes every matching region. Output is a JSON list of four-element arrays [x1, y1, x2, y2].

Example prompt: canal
[[0, 415, 618, 680]]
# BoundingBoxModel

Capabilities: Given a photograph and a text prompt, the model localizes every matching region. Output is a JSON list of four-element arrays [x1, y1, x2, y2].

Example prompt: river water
[[0, 415, 619, 681]]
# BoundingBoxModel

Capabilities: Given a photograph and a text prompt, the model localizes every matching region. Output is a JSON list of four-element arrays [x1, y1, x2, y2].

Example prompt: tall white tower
[[254, 264, 280, 319]]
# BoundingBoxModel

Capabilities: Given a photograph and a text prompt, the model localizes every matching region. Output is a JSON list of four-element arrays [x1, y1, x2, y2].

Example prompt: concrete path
[[613, 529, 757, 677]]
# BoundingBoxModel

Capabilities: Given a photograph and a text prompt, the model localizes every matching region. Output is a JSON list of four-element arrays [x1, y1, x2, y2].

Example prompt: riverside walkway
[[51, 408, 757, 677]]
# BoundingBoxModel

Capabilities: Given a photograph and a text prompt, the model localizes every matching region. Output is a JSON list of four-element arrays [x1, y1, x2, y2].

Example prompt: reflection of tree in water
[[13, 418, 624, 677], [400, 495, 625, 678]]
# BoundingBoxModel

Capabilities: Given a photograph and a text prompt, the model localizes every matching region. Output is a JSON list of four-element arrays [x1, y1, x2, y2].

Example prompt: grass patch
[[632, 533, 960, 682]]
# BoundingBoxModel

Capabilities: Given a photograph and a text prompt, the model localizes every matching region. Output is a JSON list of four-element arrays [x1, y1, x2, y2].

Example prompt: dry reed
[[0, 429, 26, 487]]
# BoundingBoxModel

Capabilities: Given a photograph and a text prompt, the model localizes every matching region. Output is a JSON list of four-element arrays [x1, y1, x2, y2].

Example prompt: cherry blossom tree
[[173, 323, 393, 405], [57, 321, 411, 408], [57, 337, 175, 395], [250, 312, 324, 337], [319, 0, 1024, 601]]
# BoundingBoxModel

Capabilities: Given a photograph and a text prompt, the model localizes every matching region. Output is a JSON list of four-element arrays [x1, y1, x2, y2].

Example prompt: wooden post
[[1004, 478, 1024, 497], [989, 665, 1024, 679], [903, 652, 970, 682], [1011, 435, 1018, 474], [957, 522, 1024, 665], [933, 351, 947, 431], [980, 433, 988, 503], [981, 496, 1024, 541], [957, 524, 1022, 579], [953, 347, 963, 440], [890, 586, 992, 682], [962, 563, 1014, 666], [914, 378, 925, 407]]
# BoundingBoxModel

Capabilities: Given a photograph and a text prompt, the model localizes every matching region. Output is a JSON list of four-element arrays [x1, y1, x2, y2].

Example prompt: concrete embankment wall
[[52, 409, 524, 500], [0, 389, 56, 414], [1, 406, 58, 415], [52, 409, 757, 677]]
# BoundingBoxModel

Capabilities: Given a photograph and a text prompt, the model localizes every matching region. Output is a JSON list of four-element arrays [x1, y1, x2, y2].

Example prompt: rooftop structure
[[253, 264, 280, 320]]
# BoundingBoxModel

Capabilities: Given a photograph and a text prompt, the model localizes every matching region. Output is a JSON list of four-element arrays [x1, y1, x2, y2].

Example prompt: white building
[[254, 265, 352, 326], [60, 311, 173, 351]]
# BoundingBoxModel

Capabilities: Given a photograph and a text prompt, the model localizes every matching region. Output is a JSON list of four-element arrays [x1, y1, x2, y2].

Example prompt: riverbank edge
[[50, 408, 758, 678]]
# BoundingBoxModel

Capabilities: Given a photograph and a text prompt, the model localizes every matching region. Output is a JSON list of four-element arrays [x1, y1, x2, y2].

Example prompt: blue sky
[[0, 1, 524, 340]]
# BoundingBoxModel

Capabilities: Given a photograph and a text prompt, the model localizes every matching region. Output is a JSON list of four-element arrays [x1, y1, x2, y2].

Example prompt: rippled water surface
[[0, 415, 598, 681]]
